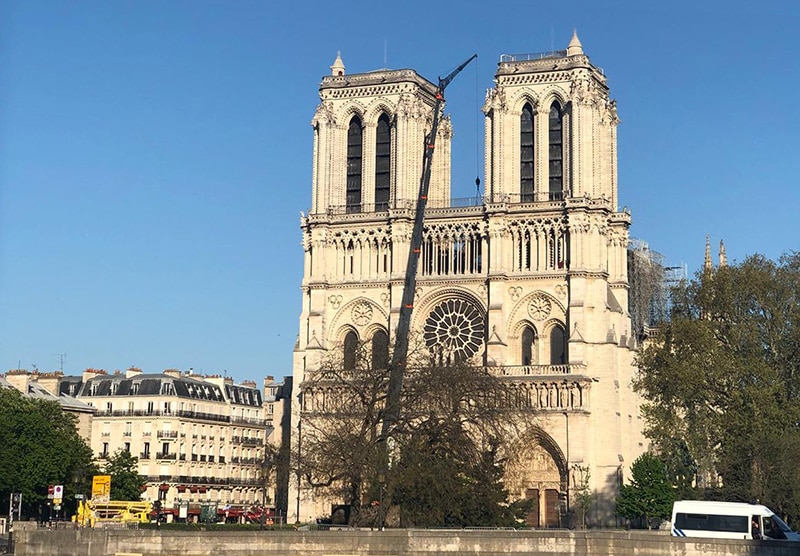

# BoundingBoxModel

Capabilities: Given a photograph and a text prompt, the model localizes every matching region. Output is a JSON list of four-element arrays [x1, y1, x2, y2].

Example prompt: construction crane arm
[[380, 53, 477, 441]]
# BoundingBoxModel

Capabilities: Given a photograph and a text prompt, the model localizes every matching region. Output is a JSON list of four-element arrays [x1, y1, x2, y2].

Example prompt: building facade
[[3, 367, 283, 521], [291, 33, 646, 525]]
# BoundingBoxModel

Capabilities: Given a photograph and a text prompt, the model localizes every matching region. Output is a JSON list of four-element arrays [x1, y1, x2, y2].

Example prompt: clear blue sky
[[1, 1, 797, 384]]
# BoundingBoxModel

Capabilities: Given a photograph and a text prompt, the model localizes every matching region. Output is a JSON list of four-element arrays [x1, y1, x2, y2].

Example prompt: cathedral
[[290, 32, 646, 526]]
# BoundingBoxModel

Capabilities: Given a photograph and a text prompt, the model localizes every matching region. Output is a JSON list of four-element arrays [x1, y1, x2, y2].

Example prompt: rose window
[[527, 295, 552, 321], [351, 302, 373, 326], [423, 298, 485, 361]]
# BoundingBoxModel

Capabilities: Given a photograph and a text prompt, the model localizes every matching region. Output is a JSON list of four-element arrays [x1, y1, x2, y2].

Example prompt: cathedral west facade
[[291, 32, 646, 526]]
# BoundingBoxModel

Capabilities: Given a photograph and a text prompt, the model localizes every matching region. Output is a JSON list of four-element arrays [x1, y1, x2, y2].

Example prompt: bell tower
[[310, 53, 453, 215]]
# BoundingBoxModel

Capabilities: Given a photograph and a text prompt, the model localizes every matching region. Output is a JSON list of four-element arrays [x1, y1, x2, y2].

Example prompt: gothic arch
[[542, 318, 568, 365], [538, 86, 569, 110], [504, 426, 568, 526], [329, 297, 388, 339], [507, 291, 566, 333], [337, 101, 367, 123], [509, 90, 540, 116], [333, 324, 360, 345], [364, 101, 395, 124]]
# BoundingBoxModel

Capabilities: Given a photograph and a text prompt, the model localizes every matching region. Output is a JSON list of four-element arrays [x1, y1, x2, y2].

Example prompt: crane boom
[[380, 53, 477, 440]]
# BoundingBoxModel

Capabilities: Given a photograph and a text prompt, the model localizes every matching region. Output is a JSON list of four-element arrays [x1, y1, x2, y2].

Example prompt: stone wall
[[12, 528, 798, 556]]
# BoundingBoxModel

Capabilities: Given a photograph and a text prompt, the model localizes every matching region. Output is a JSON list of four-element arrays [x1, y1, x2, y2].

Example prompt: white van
[[671, 500, 799, 541]]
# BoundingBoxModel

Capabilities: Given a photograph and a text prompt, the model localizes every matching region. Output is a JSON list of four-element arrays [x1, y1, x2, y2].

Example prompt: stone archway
[[504, 429, 567, 528]]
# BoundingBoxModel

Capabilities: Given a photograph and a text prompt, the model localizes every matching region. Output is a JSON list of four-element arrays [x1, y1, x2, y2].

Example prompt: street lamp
[[260, 458, 273, 530], [377, 471, 385, 531]]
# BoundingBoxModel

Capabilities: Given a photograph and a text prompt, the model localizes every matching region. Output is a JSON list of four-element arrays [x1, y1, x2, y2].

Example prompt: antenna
[[52, 353, 66, 372], [383, 39, 388, 68]]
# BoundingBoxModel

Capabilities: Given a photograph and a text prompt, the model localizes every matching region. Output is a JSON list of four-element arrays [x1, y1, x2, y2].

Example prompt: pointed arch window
[[347, 116, 363, 213], [549, 324, 566, 365], [521, 326, 536, 366], [375, 113, 391, 211], [548, 102, 563, 200], [371, 329, 389, 370], [520, 104, 535, 202], [344, 330, 359, 370]]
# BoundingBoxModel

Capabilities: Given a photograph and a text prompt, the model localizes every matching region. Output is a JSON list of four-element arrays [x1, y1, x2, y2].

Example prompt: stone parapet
[[12, 529, 799, 556]]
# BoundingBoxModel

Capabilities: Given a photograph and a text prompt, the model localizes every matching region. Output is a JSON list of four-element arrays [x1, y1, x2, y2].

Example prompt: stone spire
[[567, 29, 584, 56], [330, 51, 345, 76], [704, 235, 713, 274], [719, 240, 727, 268]]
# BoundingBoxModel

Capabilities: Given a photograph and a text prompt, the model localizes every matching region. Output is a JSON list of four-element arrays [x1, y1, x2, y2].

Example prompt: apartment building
[[3, 367, 284, 519]]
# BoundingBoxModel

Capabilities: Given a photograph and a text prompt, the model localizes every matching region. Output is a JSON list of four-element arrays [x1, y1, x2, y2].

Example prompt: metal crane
[[380, 53, 477, 441]]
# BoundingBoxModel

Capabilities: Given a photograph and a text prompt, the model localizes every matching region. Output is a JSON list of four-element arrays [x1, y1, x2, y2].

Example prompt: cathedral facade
[[291, 33, 646, 526]]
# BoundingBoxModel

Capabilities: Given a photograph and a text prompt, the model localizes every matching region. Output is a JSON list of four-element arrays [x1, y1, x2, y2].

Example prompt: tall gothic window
[[347, 116, 363, 213], [520, 104, 535, 202], [375, 113, 391, 211], [548, 102, 563, 200], [344, 330, 359, 370], [371, 330, 389, 370], [549, 324, 566, 365], [521, 326, 536, 366]]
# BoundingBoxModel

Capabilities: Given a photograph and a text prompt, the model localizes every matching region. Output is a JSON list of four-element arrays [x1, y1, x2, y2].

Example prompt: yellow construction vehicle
[[73, 499, 153, 527]]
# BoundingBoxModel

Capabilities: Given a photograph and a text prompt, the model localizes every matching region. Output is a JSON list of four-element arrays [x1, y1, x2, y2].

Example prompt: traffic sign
[[53, 485, 64, 499], [92, 475, 111, 502]]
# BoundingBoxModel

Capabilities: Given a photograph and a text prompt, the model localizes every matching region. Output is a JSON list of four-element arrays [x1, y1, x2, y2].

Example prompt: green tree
[[298, 342, 526, 527], [390, 360, 524, 528], [104, 449, 146, 501], [635, 253, 800, 522], [571, 465, 593, 528], [616, 453, 675, 528], [0, 386, 97, 518]]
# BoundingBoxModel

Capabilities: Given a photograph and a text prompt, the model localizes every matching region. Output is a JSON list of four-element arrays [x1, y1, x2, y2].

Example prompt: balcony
[[488, 363, 585, 377], [157, 431, 179, 439], [175, 409, 230, 424], [156, 452, 177, 460], [140, 452, 151, 460]]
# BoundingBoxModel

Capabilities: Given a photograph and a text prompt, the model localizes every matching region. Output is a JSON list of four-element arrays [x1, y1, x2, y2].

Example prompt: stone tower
[[291, 33, 645, 526]]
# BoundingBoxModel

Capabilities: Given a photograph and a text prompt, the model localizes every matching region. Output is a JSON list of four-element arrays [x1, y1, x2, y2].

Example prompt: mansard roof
[[74, 372, 263, 406], [1, 375, 95, 413]]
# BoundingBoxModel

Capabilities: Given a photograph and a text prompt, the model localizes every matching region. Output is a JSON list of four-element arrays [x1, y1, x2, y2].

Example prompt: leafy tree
[[390, 360, 523, 527], [104, 449, 146, 501], [0, 387, 97, 519], [616, 453, 675, 528], [298, 341, 526, 527], [298, 340, 388, 523], [635, 252, 800, 523], [571, 465, 593, 529]]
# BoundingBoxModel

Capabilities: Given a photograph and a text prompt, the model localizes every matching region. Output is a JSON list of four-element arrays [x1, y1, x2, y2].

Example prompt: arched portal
[[504, 428, 567, 528]]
